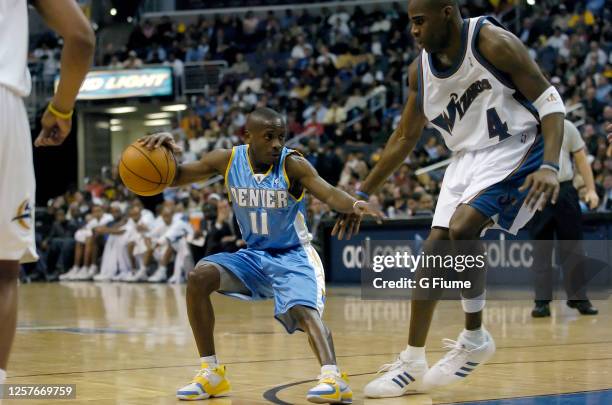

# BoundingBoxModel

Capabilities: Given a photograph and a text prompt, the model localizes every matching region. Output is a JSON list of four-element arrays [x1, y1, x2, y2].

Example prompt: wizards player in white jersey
[[0, 0, 94, 388], [333, 0, 565, 398], [139, 108, 382, 404]]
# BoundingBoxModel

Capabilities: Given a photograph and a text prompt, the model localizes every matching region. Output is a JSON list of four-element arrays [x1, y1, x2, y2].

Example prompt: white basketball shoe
[[59, 266, 80, 281], [363, 350, 428, 398], [423, 328, 495, 390]]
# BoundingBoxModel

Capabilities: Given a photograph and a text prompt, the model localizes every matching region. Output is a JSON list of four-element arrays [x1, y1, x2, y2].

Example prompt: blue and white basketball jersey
[[418, 16, 540, 152], [225, 145, 310, 250]]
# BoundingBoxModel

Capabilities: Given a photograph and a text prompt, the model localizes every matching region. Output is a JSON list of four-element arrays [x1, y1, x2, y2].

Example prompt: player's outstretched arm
[[138, 133, 232, 187], [359, 61, 427, 196], [33, 0, 95, 147], [285, 154, 383, 228], [478, 24, 564, 210], [331, 60, 425, 239]]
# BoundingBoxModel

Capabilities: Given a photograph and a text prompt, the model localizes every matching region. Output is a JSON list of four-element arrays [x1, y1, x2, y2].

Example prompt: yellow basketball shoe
[[306, 367, 352, 404], [176, 363, 231, 401]]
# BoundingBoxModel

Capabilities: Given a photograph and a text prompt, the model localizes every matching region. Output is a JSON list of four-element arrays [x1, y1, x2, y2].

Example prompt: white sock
[[321, 364, 339, 376], [460, 327, 486, 347], [0, 368, 6, 383], [201, 355, 217, 367], [401, 345, 426, 361]]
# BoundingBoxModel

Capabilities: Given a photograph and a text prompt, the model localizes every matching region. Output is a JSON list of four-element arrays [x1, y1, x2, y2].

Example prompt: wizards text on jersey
[[431, 78, 492, 134]]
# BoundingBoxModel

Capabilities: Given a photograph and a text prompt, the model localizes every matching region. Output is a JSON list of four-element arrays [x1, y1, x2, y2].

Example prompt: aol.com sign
[[341, 243, 414, 269]]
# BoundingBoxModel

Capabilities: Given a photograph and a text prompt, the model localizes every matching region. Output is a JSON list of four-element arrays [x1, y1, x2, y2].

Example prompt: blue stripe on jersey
[[416, 52, 424, 113], [225, 145, 309, 250]]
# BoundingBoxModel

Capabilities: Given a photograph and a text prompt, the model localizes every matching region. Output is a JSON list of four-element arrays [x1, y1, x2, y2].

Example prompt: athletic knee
[[290, 305, 319, 328], [448, 217, 480, 240], [0, 262, 20, 282], [187, 264, 220, 294]]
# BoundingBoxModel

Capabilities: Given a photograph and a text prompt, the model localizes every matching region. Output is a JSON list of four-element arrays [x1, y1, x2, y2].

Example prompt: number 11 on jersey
[[249, 211, 269, 235]]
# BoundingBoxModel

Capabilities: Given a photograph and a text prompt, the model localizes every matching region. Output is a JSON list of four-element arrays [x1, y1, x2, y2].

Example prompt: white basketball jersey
[[0, 0, 31, 97], [418, 17, 539, 152]]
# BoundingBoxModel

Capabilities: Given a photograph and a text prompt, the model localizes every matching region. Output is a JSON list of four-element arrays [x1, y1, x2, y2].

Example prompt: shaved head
[[408, 0, 462, 53], [409, 0, 457, 9], [246, 107, 285, 136]]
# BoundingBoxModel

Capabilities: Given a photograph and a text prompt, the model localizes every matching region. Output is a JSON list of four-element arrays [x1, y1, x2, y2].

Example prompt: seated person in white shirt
[[60, 204, 113, 281]]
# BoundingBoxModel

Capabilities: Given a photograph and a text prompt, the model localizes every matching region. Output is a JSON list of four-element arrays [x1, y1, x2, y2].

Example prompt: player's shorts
[[0, 85, 37, 263], [164, 220, 192, 251], [432, 130, 543, 235], [200, 243, 326, 334], [74, 228, 94, 243]]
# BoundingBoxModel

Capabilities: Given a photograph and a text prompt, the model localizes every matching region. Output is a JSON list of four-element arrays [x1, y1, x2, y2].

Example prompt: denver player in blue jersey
[[140, 108, 382, 404]]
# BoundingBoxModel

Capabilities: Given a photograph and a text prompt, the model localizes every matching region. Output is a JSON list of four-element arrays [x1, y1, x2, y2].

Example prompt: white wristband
[[533, 85, 565, 118], [540, 164, 559, 175]]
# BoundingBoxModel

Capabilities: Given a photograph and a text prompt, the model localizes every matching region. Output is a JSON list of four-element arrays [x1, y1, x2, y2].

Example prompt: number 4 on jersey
[[249, 211, 269, 235], [487, 108, 511, 141]]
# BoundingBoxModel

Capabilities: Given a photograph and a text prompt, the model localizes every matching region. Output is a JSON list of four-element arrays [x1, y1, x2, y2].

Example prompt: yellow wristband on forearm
[[47, 103, 74, 120]]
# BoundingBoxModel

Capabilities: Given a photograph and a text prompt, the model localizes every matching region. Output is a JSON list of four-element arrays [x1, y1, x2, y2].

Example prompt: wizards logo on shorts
[[12, 199, 32, 230]]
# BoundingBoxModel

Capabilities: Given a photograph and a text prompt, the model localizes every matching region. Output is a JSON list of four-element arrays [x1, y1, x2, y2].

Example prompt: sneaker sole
[[364, 389, 420, 399], [176, 388, 230, 401], [307, 395, 352, 404]]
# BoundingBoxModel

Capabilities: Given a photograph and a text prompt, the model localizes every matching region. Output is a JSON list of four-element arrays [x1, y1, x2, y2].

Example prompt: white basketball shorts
[[0, 85, 37, 262], [432, 129, 543, 235]]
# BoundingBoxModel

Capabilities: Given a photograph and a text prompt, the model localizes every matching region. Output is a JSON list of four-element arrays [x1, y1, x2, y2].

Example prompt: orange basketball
[[119, 142, 177, 196]]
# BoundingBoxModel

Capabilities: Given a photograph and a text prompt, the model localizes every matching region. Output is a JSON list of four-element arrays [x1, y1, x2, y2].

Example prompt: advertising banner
[[58, 68, 173, 100]]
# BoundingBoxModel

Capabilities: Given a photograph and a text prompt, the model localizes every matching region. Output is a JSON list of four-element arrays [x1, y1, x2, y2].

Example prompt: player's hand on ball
[[34, 107, 72, 147], [138, 132, 182, 154], [519, 168, 560, 211]]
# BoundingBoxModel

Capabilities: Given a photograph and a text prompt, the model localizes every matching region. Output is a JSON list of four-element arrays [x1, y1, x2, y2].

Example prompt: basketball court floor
[[6, 283, 612, 404]]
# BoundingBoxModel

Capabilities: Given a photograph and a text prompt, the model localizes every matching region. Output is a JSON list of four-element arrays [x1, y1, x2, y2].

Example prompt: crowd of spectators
[[26, 1, 611, 283]]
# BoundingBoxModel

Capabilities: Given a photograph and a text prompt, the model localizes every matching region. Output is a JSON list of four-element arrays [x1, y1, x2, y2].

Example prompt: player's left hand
[[34, 107, 72, 147], [519, 168, 560, 211], [584, 189, 600, 210], [331, 213, 361, 240], [353, 200, 385, 221], [332, 202, 384, 240]]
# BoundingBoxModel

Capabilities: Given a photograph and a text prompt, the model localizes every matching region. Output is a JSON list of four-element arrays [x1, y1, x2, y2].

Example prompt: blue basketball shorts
[[432, 131, 544, 235], [199, 243, 326, 334]]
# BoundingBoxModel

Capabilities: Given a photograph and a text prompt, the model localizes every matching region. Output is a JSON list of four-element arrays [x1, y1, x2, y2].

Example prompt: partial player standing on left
[[0, 0, 94, 388]]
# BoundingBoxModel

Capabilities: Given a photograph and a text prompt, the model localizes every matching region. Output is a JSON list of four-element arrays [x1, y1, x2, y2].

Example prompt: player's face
[[408, 3, 450, 53], [111, 207, 123, 220], [162, 211, 173, 225], [129, 207, 141, 221], [92, 206, 103, 219], [250, 124, 286, 166]]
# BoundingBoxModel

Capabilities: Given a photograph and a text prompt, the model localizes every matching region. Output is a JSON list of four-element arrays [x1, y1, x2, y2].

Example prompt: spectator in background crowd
[[180, 108, 203, 139], [123, 50, 143, 68]]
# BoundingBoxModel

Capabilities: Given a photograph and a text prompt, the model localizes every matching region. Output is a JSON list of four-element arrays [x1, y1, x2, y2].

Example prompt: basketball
[[119, 142, 177, 196]]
